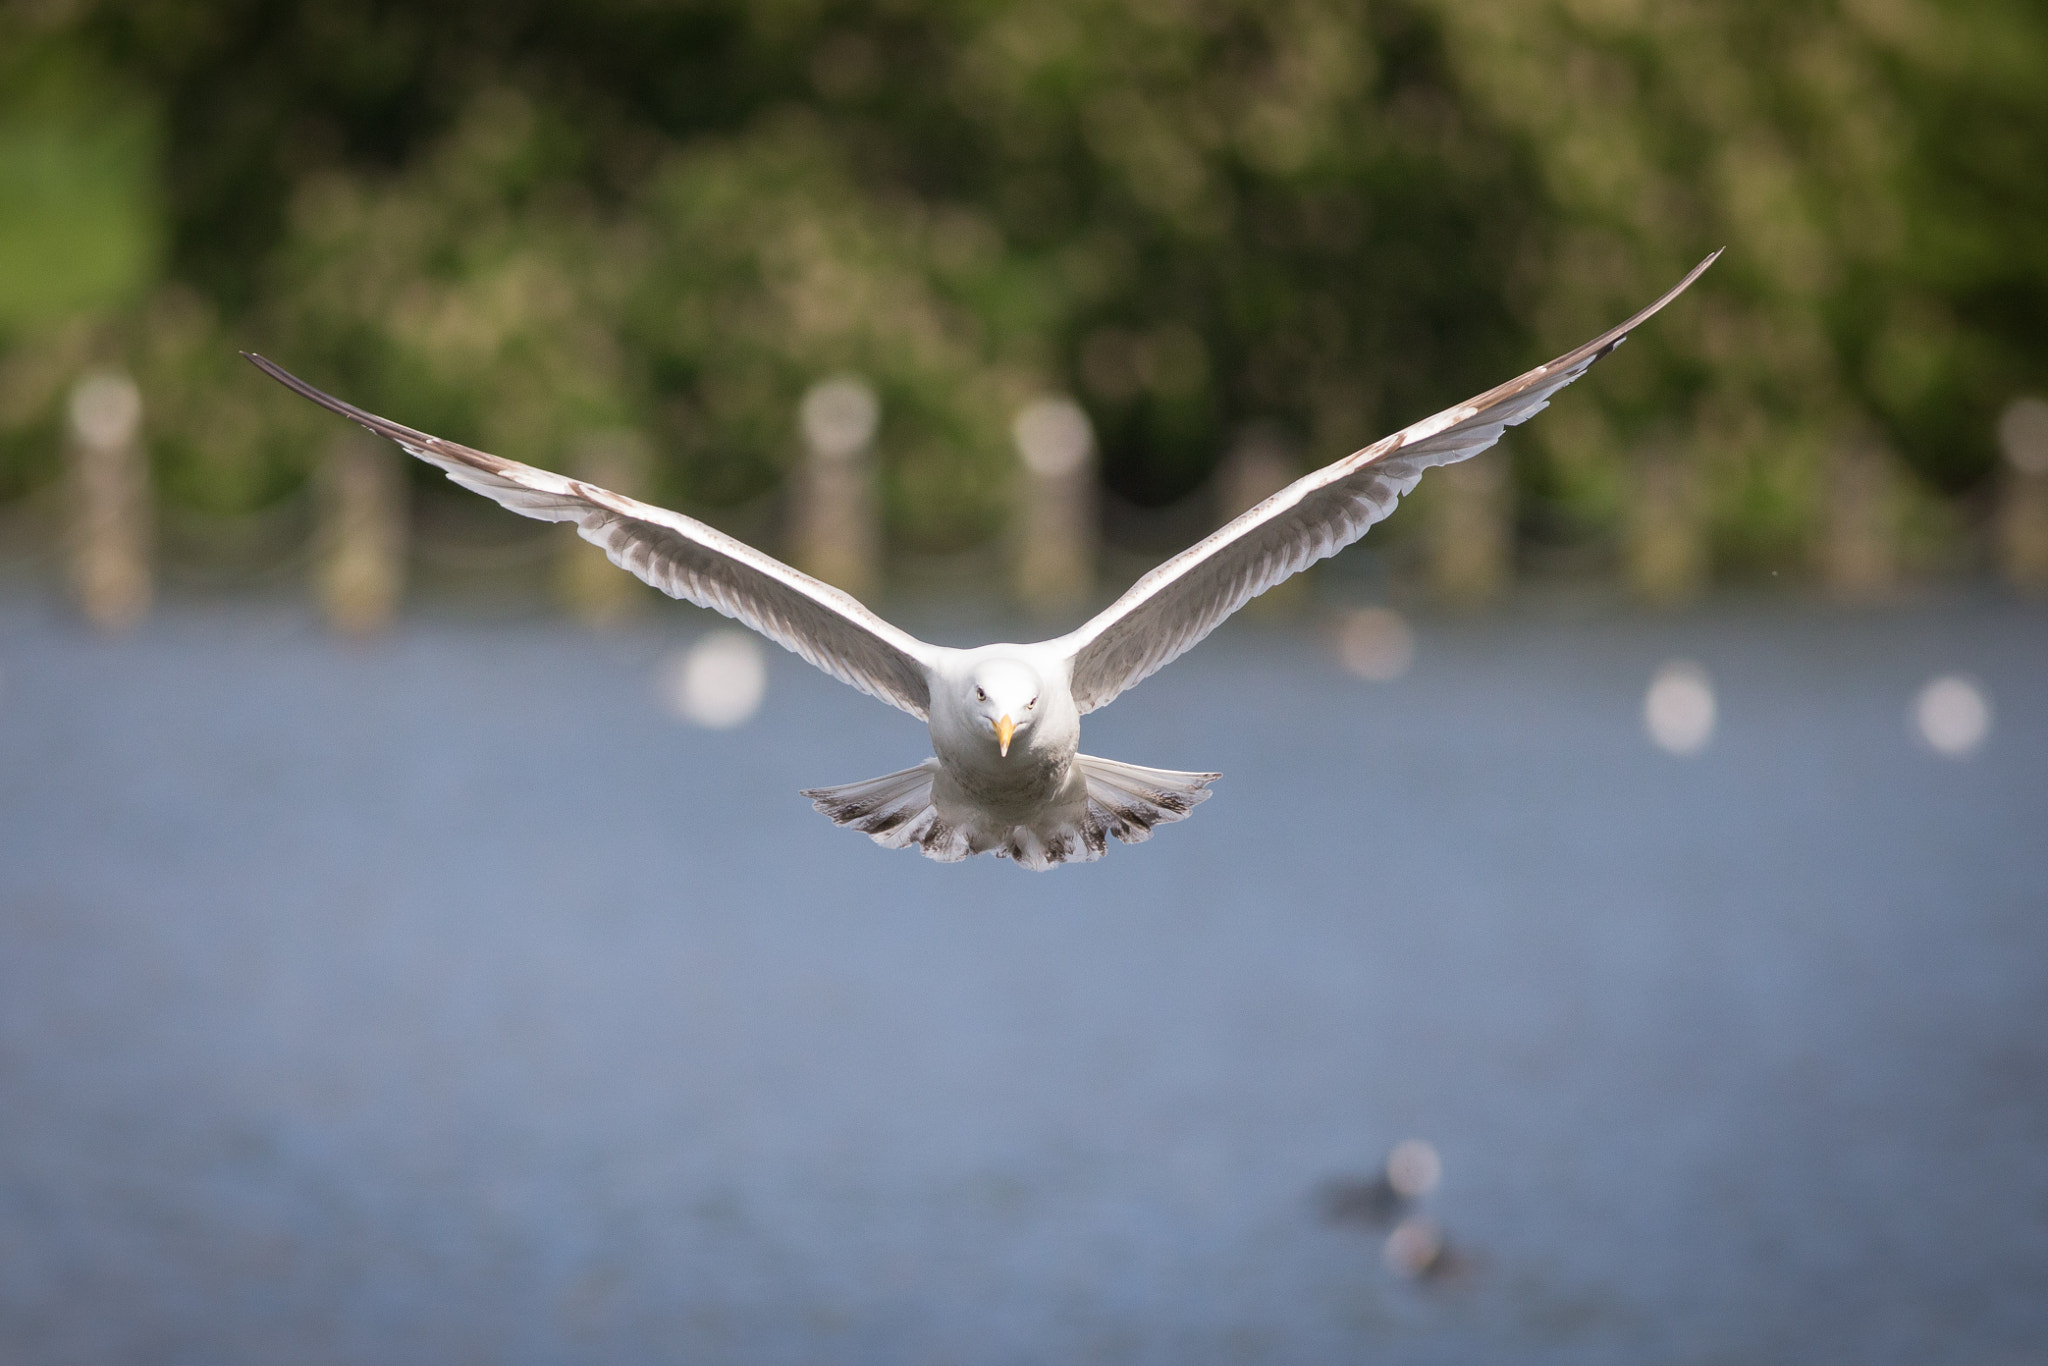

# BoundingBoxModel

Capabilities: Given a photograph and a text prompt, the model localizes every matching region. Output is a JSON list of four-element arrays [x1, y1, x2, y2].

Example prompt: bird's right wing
[[1056, 252, 1719, 713], [247, 355, 937, 719]]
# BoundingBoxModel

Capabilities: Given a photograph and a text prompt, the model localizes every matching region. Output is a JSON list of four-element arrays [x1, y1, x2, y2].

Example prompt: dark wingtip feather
[[242, 352, 363, 423], [239, 352, 462, 465]]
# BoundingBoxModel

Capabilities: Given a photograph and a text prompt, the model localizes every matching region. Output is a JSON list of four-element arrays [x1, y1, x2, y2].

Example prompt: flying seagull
[[247, 251, 1717, 869]]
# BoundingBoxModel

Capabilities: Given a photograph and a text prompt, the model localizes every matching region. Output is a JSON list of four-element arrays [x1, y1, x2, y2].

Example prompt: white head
[[968, 658, 1042, 758]]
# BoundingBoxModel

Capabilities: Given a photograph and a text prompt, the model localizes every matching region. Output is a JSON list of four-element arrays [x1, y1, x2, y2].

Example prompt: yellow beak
[[994, 713, 1016, 757]]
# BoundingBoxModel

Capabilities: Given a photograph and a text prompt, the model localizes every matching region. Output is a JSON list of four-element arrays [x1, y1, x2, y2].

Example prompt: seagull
[[247, 252, 1717, 869]]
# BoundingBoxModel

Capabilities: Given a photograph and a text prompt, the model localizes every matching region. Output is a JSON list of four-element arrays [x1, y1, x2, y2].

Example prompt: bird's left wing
[[246, 354, 937, 719], [1055, 252, 1719, 713]]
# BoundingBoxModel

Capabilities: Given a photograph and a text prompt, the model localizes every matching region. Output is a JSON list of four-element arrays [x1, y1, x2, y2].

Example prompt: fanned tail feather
[[1074, 754, 1220, 846], [802, 755, 1219, 870], [800, 759, 974, 862]]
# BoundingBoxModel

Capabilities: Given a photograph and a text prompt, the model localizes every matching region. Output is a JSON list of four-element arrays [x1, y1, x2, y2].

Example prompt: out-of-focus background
[[2, 1, 2045, 1361]]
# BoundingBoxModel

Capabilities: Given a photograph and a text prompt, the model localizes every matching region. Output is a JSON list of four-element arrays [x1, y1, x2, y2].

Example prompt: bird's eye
[[976, 687, 986, 700], [1028, 697, 1037, 708]]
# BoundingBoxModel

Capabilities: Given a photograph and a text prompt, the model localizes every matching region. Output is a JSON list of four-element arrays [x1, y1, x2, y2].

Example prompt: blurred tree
[[0, 43, 157, 332], [0, 25, 160, 502], [0, 0, 2041, 581], [1433, 0, 2048, 568]]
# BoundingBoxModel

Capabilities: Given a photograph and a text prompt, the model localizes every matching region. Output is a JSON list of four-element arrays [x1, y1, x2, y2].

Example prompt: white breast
[[926, 646, 1083, 822]]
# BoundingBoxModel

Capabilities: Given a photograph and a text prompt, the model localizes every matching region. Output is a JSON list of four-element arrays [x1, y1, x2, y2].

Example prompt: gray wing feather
[[245, 355, 936, 719], [1056, 251, 1720, 713]]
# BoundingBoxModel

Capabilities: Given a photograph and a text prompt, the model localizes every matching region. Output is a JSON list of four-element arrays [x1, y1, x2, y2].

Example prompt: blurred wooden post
[[1012, 395, 1096, 614], [66, 370, 151, 631], [1820, 424, 1898, 601], [1428, 456, 1510, 608], [556, 429, 650, 625], [1995, 397, 2048, 594], [1217, 423, 1306, 616], [1625, 442, 1707, 605], [318, 429, 407, 634], [792, 377, 880, 599]]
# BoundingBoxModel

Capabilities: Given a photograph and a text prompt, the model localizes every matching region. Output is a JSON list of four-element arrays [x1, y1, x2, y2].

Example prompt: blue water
[[2, 594, 2044, 1363]]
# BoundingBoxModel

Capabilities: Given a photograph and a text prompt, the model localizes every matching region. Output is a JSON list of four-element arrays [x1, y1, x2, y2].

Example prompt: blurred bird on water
[[246, 254, 1717, 868]]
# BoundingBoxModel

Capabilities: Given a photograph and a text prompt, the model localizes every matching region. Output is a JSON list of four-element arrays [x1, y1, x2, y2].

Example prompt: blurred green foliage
[[0, 0, 2042, 573], [0, 44, 157, 331]]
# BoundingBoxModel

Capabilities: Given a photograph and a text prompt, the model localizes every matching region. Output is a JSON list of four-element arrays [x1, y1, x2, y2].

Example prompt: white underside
[[801, 755, 1220, 870]]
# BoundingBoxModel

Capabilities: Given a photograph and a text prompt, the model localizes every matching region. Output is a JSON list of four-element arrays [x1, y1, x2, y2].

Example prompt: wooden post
[[1428, 456, 1510, 608], [792, 377, 881, 599], [317, 429, 407, 634], [1012, 395, 1096, 614], [66, 370, 151, 631], [1217, 423, 1305, 615], [1820, 424, 1898, 602], [556, 429, 650, 625], [1625, 444, 1707, 605], [1996, 397, 2048, 594]]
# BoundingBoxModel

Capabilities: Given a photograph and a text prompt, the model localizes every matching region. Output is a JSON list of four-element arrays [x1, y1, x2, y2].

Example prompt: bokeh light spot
[[1383, 1216, 1445, 1278], [1645, 660, 1716, 756], [1386, 1139, 1441, 1199], [1337, 607, 1415, 682], [1012, 397, 1094, 478], [1915, 675, 1991, 757], [69, 371, 142, 451], [799, 377, 880, 462], [661, 630, 768, 730], [1998, 397, 2048, 476]]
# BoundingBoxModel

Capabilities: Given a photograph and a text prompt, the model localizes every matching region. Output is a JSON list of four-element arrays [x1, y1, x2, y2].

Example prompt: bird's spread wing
[[1055, 251, 1720, 714], [246, 355, 937, 719]]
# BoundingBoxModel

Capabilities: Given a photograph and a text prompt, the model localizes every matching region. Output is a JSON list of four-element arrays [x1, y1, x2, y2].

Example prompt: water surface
[[2, 595, 2043, 1363]]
